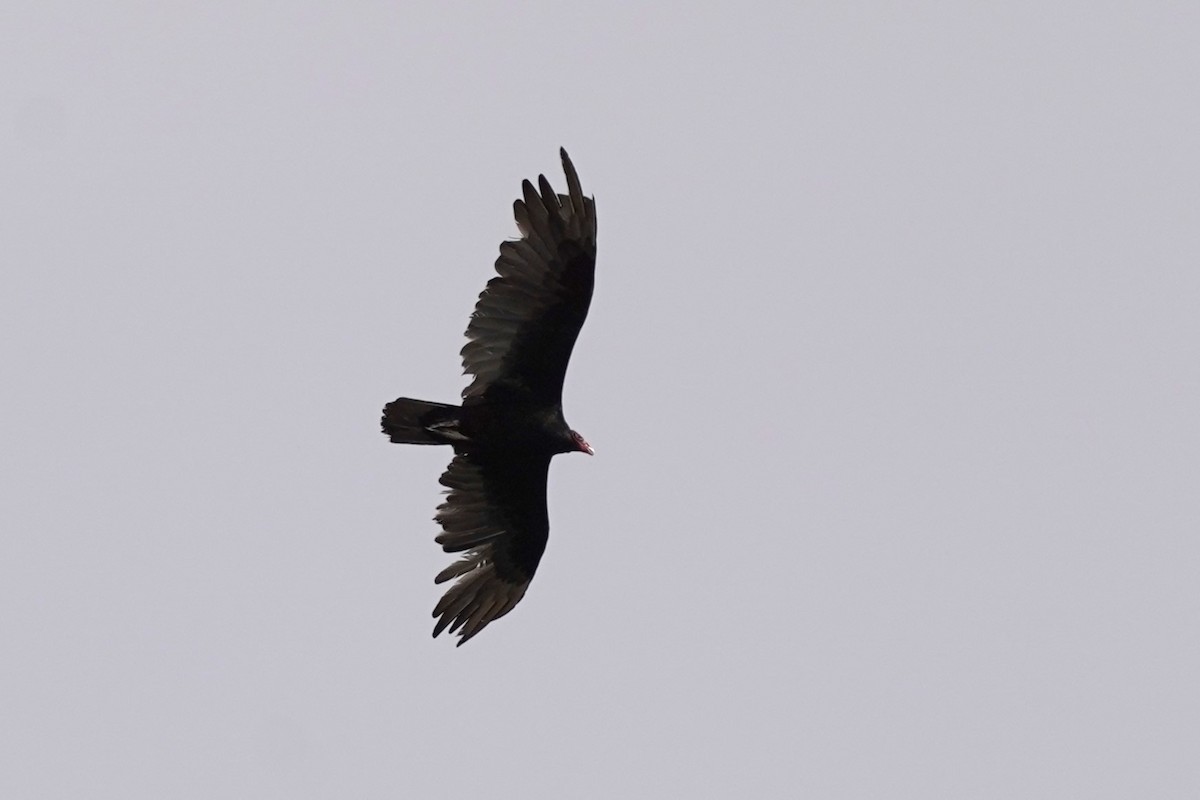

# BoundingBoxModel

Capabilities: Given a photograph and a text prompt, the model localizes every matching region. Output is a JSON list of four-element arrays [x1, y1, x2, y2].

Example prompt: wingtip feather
[[560, 148, 586, 224]]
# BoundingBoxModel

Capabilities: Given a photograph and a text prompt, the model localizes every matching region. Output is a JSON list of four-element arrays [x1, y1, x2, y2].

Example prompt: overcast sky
[[3, 3, 1198, 798]]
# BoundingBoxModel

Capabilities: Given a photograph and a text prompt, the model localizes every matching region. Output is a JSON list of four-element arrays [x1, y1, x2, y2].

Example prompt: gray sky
[[3, 3, 1198, 797]]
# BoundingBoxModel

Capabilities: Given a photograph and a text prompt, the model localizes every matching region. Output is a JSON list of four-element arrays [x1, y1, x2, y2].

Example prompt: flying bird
[[381, 149, 597, 646]]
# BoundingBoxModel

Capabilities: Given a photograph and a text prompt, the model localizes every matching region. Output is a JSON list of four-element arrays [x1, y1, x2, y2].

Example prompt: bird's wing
[[461, 148, 597, 404], [431, 451, 553, 645]]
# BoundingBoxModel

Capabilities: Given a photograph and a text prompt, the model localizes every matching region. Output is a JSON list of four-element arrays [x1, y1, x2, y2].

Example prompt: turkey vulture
[[381, 149, 597, 646]]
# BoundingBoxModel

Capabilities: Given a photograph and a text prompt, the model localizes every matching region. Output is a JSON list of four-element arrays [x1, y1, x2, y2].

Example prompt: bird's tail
[[381, 398, 462, 445]]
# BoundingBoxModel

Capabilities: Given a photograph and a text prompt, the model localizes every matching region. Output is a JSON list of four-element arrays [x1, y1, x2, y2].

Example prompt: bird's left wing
[[430, 451, 553, 645]]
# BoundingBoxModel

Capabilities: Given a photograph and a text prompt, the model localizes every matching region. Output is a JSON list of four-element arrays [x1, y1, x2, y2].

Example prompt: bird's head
[[570, 430, 594, 456]]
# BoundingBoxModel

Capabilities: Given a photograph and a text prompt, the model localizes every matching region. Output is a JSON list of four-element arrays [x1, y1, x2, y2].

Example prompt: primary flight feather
[[381, 149, 597, 646]]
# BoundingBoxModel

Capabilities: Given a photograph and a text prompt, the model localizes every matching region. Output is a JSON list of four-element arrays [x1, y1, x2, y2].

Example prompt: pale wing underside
[[432, 453, 552, 645], [461, 149, 597, 403]]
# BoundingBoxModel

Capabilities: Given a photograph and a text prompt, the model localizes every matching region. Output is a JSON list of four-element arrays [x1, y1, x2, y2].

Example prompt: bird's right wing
[[430, 451, 553, 645], [460, 149, 597, 405]]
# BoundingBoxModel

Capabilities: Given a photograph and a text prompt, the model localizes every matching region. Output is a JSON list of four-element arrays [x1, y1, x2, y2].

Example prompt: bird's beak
[[580, 440, 594, 456]]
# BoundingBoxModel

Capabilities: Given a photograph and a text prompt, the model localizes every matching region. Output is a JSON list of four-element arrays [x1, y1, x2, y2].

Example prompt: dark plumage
[[382, 149, 597, 645]]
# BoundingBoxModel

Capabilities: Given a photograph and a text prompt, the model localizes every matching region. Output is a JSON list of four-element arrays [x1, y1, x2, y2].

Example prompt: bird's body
[[382, 150, 597, 645]]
